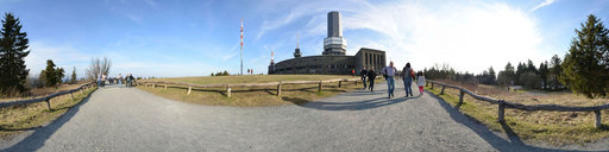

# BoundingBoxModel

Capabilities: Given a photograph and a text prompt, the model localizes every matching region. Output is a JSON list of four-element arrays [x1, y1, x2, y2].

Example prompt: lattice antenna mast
[[240, 18, 244, 75]]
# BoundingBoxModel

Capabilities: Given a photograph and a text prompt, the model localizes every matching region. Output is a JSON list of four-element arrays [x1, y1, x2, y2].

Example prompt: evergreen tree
[[526, 59, 537, 73], [488, 66, 496, 84], [560, 15, 609, 98], [497, 62, 515, 86], [38, 70, 46, 87], [0, 13, 30, 94], [43, 60, 57, 87], [539, 61, 549, 89], [71, 66, 77, 84], [549, 54, 563, 89], [515, 62, 526, 85], [56, 67, 65, 84]]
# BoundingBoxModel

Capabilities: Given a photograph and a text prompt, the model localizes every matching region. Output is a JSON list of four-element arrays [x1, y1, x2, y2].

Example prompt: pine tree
[[56, 67, 65, 85], [43, 60, 57, 87], [488, 66, 496, 84], [515, 62, 526, 85], [549, 54, 562, 89], [0, 13, 30, 94], [71, 67, 77, 84], [560, 14, 609, 98], [526, 59, 537, 73], [539, 61, 549, 90], [497, 62, 515, 86]]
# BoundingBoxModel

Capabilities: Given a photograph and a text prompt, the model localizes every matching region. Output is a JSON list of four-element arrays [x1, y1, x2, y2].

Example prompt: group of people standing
[[359, 67, 377, 92], [380, 61, 426, 99], [97, 73, 136, 88]]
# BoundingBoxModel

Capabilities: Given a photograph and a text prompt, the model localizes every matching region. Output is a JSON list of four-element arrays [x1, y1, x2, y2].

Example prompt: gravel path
[[1, 81, 607, 152]]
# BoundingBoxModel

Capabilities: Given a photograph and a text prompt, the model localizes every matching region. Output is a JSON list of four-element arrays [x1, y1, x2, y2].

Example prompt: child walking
[[416, 72, 426, 95]]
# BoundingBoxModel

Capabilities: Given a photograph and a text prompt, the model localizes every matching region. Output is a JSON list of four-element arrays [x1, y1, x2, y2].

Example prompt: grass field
[[0, 83, 86, 102], [138, 75, 373, 106], [425, 81, 609, 145], [0, 87, 96, 140]]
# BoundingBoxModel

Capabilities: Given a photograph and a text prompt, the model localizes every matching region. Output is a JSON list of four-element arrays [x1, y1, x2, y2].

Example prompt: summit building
[[269, 11, 386, 75]]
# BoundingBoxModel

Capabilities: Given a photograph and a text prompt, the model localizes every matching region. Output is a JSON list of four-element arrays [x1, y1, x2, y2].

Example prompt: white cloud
[[281, 0, 550, 73], [530, 0, 556, 12], [25, 42, 91, 77]]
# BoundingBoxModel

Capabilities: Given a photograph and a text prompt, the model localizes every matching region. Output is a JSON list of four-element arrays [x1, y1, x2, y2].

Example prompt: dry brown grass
[[0, 87, 96, 140], [138, 75, 367, 106], [0, 83, 86, 102], [427, 80, 609, 145]]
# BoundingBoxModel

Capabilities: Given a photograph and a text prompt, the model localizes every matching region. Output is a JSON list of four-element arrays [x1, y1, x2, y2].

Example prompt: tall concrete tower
[[323, 11, 347, 56]]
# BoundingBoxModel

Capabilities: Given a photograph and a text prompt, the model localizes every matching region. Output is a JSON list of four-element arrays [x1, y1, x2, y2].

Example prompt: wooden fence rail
[[427, 80, 608, 128], [138, 78, 366, 98], [0, 82, 96, 110]]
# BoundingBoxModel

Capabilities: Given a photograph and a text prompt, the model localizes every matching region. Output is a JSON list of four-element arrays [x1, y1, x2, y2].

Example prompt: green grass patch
[[0, 87, 96, 140], [425, 85, 609, 145]]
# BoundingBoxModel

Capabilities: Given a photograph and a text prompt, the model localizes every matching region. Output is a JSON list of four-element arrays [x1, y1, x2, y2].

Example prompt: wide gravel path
[[1, 81, 607, 152]]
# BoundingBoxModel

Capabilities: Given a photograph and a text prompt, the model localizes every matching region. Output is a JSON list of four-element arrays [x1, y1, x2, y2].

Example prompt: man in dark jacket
[[360, 68, 368, 89], [367, 69, 377, 92]]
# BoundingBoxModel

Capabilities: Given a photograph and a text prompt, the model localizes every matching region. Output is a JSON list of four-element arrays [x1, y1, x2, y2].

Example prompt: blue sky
[[0, 0, 608, 78]]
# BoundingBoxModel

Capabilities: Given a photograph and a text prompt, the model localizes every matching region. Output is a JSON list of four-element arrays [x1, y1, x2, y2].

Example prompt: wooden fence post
[[187, 86, 192, 95], [164, 84, 167, 90], [595, 110, 602, 128], [355, 80, 357, 86], [431, 82, 434, 89], [45, 98, 52, 111], [440, 86, 446, 95], [318, 80, 323, 92], [152, 84, 156, 88], [459, 89, 464, 105], [426, 81, 429, 87], [226, 88, 232, 97], [338, 81, 342, 88], [276, 82, 282, 96], [498, 101, 505, 123]]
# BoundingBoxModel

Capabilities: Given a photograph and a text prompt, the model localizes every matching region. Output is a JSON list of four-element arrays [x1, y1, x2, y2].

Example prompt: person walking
[[125, 73, 132, 87], [101, 74, 107, 88], [382, 61, 397, 99], [130, 74, 136, 87], [97, 74, 102, 87], [116, 73, 123, 88], [367, 69, 377, 92], [360, 67, 368, 89], [416, 71, 426, 95], [402, 63, 415, 97]]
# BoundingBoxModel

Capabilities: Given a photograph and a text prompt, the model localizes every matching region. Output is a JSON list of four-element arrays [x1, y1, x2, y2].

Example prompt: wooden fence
[[0, 82, 96, 110], [427, 80, 608, 128], [138, 78, 368, 97]]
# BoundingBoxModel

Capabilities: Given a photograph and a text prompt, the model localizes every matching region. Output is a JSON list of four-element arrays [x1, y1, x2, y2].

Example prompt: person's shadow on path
[[1, 89, 96, 152], [284, 90, 422, 111]]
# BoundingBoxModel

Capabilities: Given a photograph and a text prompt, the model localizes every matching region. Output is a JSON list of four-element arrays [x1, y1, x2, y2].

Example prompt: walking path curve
[[1, 81, 607, 151]]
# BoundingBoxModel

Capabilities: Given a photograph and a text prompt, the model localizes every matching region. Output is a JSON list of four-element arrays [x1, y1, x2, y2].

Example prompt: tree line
[[0, 12, 112, 97], [211, 71, 230, 76], [424, 14, 609, 99]]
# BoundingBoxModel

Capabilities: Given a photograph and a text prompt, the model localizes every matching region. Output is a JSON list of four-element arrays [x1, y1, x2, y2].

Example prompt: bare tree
[[86, 57, 111, 81]]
